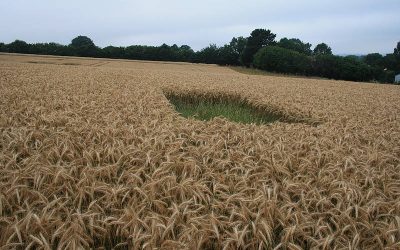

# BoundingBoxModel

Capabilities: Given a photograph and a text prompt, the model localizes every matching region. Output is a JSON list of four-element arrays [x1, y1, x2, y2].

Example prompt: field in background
[[1, 54, 399, 249], [230, 66, 327, 80]]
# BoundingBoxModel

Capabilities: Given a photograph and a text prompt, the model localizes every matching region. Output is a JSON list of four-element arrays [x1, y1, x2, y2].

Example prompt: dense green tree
[[7, 40, 30, 53], [370, 67, 395, 83], [376, 41, 400, 74], [364, 53, 384, 68], [344, 55, 362, 62], [124, 45, 152, 60], [178, 45, 195, 62], [313, 43, 332, 55], [394, 41, 400, 57], [157, 43, 175, 61], [0, 42, 7, 52], [29, 42, 71, 56], [253, 46, 311, 74], [116, 44, 193, 62], [362, 53, 396, 82], [340, 56, 372, 81], [228, 37, 247, 65], [392, 41, 400, 72], [383, 54, 395, 69], [70, 36, 99, 57], [205, 37, 248, 66], [101, 46, 125, 58], [312, 55, 341, 79], [277, 38, 312, 55], [312, 55, 374, 82], [230, 37, 247, 55], [217, 44, 238, 65], [196, 44, 220, 64], [241, 29, 276, 67]]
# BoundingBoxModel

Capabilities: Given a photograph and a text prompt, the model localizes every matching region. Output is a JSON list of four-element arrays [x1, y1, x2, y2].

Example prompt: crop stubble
[[0, 54, 399, 249]]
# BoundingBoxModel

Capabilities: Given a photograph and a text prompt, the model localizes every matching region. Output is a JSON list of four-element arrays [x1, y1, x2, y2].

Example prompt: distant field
[[0, 53, 399, 249], [229, 66, 327, 80]]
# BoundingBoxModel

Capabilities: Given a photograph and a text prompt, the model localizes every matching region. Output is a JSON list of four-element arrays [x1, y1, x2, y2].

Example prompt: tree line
[[0, 30, 399, 83]]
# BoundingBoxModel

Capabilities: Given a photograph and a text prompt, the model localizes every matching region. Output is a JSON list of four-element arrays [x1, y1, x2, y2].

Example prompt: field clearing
[[0, 53, 400, 249]]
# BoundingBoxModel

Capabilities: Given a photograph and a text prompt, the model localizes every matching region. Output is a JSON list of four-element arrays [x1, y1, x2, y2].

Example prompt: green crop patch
[[166, 93, 304, 125]]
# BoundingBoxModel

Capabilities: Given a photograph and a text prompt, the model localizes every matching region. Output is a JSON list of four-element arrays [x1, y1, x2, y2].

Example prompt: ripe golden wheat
[[0, 54, 399, 249]]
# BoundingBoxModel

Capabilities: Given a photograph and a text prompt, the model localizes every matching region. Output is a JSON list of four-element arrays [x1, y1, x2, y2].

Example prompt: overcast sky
[[0, 0, 399, 54]]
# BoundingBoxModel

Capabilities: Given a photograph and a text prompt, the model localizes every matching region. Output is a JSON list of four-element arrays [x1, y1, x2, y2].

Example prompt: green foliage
[[217, 44, 238, 65], [394, 41, 400, 57], [361, 53, 396, 82], [0, 42, 7, 52], [312, 55, 373, 81], [70, 36, 99, 57], [178, 45, 195, 62], [228, 37, 247, 65], [344, 55, 363, 62], [252, 46, 393, 83], [101, 46, 125, 58], [392, 41, 400, 72], [7, 40, 30, 53], [167, 95, 284, 124], [313, 43, 332, 55], [383, 54, 397, 71], [364, 53, 384, 68], [157, 43, 178, 61], [198, 37, 248, 66], [196, 44, 220, 64], [102, 44, 195, 62], [253, 46, 312, 75], [372, 68, 395, 83], [29, 42, 73, 56], [277, 38, 312, 55], [241, 29, 276, 67], [380, 42, 400, 73]]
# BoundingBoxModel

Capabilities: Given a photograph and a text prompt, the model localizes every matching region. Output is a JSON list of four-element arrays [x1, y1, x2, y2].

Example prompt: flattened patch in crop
[[165, 92, 319, 125]]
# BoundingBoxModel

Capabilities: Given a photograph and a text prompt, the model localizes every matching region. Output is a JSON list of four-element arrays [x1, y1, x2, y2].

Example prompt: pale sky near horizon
[[0, 0, 399, 55]]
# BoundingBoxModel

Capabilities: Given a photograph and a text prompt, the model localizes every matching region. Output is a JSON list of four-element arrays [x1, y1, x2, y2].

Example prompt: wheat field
[[0, 53, 399, 249]]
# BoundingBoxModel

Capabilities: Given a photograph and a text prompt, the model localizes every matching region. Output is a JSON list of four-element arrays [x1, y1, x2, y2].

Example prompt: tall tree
[[196, 44, 220, 64], [394, 41, 400, 72], [217, 44, 237, 65], [157, 43, 173, 61], [385, 41, 400, 73], [214, 37, 248, 66], [394, 41, 400, 57], [70, 36, 98, 57], [229, 36, 247, 64], [313, 43, 332, 55], [364, 53, 384, 68], [102, 46, 125, 58], [7, 40, 30, 53], [277, 38, 312, 55], [178, 45, 195, 62], [241, 29, 276, 67], [0, 42, 7, 52], [253, 46, 312, 75]]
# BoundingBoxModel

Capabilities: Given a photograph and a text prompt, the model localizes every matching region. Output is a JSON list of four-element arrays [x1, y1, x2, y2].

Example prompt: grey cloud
[[0, 0, 398, 54]]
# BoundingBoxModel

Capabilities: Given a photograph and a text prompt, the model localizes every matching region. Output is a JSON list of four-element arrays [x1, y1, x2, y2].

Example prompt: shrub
[[0, 42, 7, 52], [253, 46, 312, 75], [312, 55, 373, 82], [7, 40, 30, 53]]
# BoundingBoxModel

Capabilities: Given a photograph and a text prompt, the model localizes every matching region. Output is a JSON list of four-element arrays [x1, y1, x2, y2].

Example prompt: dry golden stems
[[0, 54, 400, 249]]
